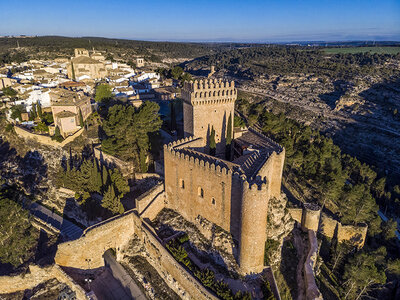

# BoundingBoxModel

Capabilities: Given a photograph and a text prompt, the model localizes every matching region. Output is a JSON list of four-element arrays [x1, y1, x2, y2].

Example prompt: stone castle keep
[[165, 78, 286, 274]]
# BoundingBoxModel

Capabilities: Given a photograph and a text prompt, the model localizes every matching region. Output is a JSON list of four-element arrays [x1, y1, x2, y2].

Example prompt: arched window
[[198, 187, 204, 198], [180, 179, 185, 189], [211, 198, 216, 205], [213, 91, 216, 96], [222, 90, 225, 96], [209, 91, 212, 97], [195, 92, 198, 98], [199, 92, 203, 98]]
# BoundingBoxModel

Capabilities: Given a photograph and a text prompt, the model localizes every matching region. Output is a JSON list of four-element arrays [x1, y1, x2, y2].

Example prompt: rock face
[[265, 194, 294, 267]]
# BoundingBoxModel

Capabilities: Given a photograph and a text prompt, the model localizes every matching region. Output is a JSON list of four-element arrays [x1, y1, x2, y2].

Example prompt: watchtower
[[182, 79, 237, 155]]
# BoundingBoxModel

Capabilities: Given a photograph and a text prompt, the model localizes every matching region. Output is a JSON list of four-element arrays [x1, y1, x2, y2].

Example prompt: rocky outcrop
[[265, 195, 295, 267]]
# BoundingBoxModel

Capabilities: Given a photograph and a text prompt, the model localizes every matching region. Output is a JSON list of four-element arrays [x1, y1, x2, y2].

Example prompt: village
[[0, 47, 178, 140]]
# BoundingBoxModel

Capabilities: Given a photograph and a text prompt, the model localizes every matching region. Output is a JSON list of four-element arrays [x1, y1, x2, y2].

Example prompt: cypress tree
[[31, 103, 37, 120], [102, 165, 110, 187], [102, 185, 123, 214], [79, 108, 84, 128], [170, 101, 176, 131], [225, 113, 232, 160], [71, 61, 76, 81], [37, 102, 42, 118], [209, 126, 216, 156]]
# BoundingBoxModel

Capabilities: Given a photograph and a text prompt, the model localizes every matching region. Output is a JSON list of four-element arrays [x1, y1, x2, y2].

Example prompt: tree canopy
[[101, 102, 162, 172], [95, 84, 112, 103]]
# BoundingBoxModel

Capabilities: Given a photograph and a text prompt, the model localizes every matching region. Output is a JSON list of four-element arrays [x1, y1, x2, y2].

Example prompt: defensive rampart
[[14, 126, 84, 148], [54, 185, 217, 300], [135, 182, 166, 220], [0, 264, 87, 299], [94, 145, 134, 177], [288, 206, 368, 248]]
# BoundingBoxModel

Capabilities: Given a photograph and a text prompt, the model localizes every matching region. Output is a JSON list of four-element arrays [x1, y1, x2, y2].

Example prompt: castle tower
[[182, 79, 237, 155], [239, 181, 269, 274]]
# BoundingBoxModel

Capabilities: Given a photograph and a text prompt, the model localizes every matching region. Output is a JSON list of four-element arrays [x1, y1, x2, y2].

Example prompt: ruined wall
[[14, 126, 84, 148], [288, 208, 368, 248], [0, 264, 87, 299], [135, 182, 166, 220], [301, 203, 321, 232], [94, 146, 134, 177], [164, 139, 238, 235], [55, 211, 135, 269]]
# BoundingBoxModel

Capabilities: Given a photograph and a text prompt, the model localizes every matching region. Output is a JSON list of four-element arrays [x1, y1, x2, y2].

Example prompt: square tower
[[182, 79, 237, 155]]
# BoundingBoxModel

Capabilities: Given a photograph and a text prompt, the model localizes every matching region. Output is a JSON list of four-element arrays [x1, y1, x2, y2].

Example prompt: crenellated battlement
[[184, 78, 235, 91], [182, 78, 237, 105]]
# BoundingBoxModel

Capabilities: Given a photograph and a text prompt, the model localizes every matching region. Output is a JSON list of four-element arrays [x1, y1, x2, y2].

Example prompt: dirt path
[[293, 229, 308, 300]]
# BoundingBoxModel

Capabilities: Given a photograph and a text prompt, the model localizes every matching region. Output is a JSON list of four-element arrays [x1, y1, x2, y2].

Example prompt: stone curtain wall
[[55, 211, 135, 269], [94, 146, 134, 177], [0, 264, 87, 299], [14, 126, 84, 148], [288, 208, 368, 248], [135, 182, 166, 220], [54, 208, 217, 300], [132, 214, 218, 300]]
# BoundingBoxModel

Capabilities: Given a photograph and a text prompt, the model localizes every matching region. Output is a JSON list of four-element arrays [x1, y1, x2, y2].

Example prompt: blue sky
[[1, 0, 399, 42]]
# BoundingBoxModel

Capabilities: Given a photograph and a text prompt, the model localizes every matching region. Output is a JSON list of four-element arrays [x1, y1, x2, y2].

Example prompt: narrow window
[[198, 187, 204, 198], [180, 179, 185, 189], [211, 198, 216, 205]]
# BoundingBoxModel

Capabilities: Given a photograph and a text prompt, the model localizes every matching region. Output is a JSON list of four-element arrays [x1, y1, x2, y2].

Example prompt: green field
[[322, 46, 400, 54]]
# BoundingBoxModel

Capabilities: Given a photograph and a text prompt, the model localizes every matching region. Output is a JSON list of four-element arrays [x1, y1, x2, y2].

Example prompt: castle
[[164, 78, 285, 274]]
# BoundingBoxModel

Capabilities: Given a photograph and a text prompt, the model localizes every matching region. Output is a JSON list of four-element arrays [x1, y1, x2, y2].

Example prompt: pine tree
[[37, 102, 42, 118], [209, 126, 216, 156], [79, 108, 84, 128]]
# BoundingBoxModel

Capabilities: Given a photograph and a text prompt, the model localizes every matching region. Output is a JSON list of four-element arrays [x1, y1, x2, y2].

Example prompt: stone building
[[67, 48, 107, 80], [136, 57, 144, 68], [182, 79, 236, 155], [164, 78, 286, 274], [50, 89, 92, 137]]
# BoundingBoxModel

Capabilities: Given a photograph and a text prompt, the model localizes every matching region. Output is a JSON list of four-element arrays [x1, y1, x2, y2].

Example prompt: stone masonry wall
[[0, 264, 87, 299], [14, 126, 84, 148], [94, 146, 134, 177], [288, 208, 368, 248], [55, 211, 135, 269], [135, 182, 166, 220]]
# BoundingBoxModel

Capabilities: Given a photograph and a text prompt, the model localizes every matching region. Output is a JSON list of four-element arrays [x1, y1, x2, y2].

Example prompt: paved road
[[30, 202, 84, 240], [104, 250, 147, 300]]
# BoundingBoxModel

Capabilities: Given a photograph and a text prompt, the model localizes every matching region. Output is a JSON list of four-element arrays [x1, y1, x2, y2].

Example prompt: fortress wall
[[319, 213, 338, 238], [337, 223, 368, 248], [291, 207, 368, 248], [135, 183, 166, 220], [288, 208, 303, 223], [55, 211, 135, 269], [0, 265, 86, 299], [301, 204, 321, 232], [164, 144, 234, 233], [239, 182, 269, 274], [94, 146, 134, 177], [132, 214, 218, 300], [256, 151, 285, 199], [14, 126, 84, 148]]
